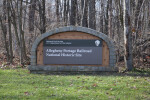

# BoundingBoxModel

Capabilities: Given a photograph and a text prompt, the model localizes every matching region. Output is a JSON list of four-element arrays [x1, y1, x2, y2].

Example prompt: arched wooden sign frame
[[28, 26, 117, 73]]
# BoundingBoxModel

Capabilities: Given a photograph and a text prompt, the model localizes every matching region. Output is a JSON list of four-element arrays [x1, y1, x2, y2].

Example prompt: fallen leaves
[[69, 83, 73, 86], [113, 83, 116, 86], [130, 85, 137, 89], [110, 88, 113, 91], [92, 83, 98, 87], [77, 76, 80, 79], [24, 92, 29, 96]]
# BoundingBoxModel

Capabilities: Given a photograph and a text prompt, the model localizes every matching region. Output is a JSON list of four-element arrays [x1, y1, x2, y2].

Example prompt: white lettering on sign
[[77, 49, 92, 53], [43, 40, 103, 65], [46, 49, 62, 53], [46, 53, 61, 56], [45, 49, 93, 57], [63, 49, 76, 53]]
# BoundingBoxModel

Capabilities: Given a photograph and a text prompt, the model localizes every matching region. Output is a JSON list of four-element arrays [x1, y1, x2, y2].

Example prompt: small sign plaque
[[43, 40, 102, 65]]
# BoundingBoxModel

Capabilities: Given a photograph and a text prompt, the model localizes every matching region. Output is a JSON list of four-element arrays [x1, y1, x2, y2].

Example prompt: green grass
[[0, 69, 150, 100]]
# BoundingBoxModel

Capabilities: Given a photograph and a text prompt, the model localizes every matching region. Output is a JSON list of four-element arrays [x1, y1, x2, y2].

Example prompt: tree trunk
[[66, 0, 69, 25], [89, 0, 96, 30], [7, 0, 13, 63], [29, 0, 36, 32], [70, 0, 77, 26], [123, 0, 133, 71], [0, 0, 10, 62], [0, 16, 10, 62], [82, 0, 88, 27], [38, 0, 46, 34], [42, 0, 46, 33], [56, 0, 60, 23], [76, 1, 81, 26], [105, 0, 109, 35], [18, 0, 27, 65], [63, 0, 67, 25], [10, 1, 21, 50], [108, 0, 112, 38], [100, 0, 104, 33]]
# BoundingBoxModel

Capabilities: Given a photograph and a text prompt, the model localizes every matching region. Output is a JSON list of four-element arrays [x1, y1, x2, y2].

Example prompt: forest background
[[0, 0, 149, 70]]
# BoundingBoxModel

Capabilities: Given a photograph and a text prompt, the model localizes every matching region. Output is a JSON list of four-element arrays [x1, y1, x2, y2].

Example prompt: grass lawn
[[0, 68, 150, 100]]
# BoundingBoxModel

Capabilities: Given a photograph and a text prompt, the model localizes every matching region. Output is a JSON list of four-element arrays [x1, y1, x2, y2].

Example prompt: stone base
[[28, 65, 118, 74]]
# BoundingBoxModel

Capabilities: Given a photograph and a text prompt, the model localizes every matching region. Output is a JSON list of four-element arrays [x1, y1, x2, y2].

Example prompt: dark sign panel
[[43, 40, 102, 65]]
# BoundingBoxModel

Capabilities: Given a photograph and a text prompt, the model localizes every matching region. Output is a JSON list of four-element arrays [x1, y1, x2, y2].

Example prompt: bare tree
[[70, 0, 77, 25], [0, 1, 10, 61], [123, 0, 133, 71], [0, 0, 149, 68], [63, 0, 67, 25], [89, 0, 96, 29], [7, 0, 13, 63], [17, 0, 27, 65], [38, 0, 46, 34], [0, 0, 12, 63], [108, 0, 112, 38], [29, 0, 36, 32], [56, 0, 60, 23], [82, 0, 88, 27]]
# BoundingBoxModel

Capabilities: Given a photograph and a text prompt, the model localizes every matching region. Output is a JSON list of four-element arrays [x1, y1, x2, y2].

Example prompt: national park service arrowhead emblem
[[95, 40, 100, 46]]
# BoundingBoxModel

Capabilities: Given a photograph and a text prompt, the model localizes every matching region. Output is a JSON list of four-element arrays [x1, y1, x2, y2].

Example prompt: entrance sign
[[28, 26, 117, 73], [43, 40, 103, 65]]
